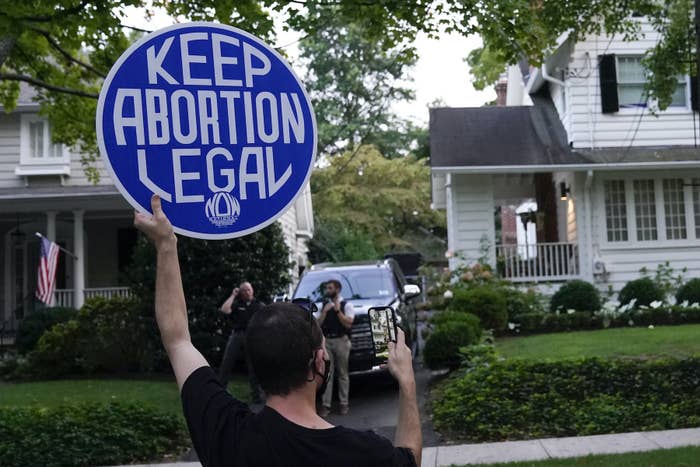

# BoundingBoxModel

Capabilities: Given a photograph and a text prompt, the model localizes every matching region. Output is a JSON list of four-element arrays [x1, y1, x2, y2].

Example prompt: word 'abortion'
[[112, 33, 307, 147]]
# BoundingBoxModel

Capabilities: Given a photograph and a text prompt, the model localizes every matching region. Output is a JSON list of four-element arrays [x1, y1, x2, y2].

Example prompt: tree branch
[[0, 73, 98, 99], [121, 23, 153, 33], [29, 27, 106, 78], [7, 0, 92, 23]]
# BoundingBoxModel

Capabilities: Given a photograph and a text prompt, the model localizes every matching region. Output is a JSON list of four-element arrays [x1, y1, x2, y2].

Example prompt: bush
[[676, 278, 700, 306], [513, 311, 595, 334], [15, 307, 76, 355], [504, 288, 544, 320], [424, 321, 481, 370], [26, 296, 158, 378], [0, 402, 187, 466], [619, 277, 664, 308], [432, 357, 700, 442], [550, 280, 601, 313], [448, 287, 508, 331], [430, 310, 481, 330]]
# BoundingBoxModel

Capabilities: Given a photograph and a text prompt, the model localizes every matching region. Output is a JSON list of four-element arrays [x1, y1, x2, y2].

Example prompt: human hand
[[387, 328, 415, 388], [134, 195, 176, 251], [232, 287, 240, 297]]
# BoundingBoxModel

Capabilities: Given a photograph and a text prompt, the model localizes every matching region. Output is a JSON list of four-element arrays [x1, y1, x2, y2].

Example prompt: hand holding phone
[[368, 307, 397, 363]]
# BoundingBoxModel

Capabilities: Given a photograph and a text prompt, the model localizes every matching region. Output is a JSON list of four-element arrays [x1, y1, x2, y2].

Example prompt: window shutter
[[599, 54, 619, 114], [691, 76, 699, 112]]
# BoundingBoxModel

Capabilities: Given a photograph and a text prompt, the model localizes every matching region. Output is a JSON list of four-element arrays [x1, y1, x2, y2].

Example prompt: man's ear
[[314, 347, 326, 375]]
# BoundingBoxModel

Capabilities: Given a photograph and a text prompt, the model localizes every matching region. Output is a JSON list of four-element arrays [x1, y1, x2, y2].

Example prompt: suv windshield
[[294, 268, 397, 301]]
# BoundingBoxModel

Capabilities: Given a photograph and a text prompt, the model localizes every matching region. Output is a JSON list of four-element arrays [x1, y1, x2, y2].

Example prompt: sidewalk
[[115, 427, 700, 467]]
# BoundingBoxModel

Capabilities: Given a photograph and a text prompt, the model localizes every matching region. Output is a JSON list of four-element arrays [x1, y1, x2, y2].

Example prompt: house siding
[[449, 174, 495, 265], [0, 113, 22, 188], [548, 20, 698, 149]]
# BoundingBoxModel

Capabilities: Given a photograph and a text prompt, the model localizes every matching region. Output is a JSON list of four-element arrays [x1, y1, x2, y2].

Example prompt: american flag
[[36, 237, 60, 305]]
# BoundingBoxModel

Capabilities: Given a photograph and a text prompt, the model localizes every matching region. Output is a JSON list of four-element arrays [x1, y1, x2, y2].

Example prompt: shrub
[[15, 307, 76, 355], [448, 287, 508, 331], [676, 278, 700, 306], [432, 357, 700, 442], [423, 321, 481, 370], [430, 310, 482, 330], [619, 277, 664, 308], [550, 280, 601, 313], [0, 402, 187, 466], [504, 288, 543, 320], [512, 311, 595, 334]]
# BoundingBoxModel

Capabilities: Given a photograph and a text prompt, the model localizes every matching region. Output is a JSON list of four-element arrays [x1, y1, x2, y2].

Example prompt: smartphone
[[368, 306, 398, 363]]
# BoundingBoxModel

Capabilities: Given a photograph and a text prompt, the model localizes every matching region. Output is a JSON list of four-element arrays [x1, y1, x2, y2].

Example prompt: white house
[[0, 85, 313, 333], [431, 19, 700, 293]]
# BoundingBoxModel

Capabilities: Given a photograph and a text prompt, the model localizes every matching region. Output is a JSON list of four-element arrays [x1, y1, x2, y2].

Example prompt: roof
[[576, 146, 700, 164], [0, 83, 40, 111], [430, 92, 590, 168]]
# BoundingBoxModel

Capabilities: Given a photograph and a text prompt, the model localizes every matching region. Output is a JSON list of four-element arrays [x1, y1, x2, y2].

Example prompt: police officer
[[317, 279, 355, 416], [219, 281, 264, 403]]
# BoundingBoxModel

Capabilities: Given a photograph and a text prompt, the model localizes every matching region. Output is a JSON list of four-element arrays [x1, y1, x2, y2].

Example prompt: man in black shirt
[[218, 281, 263, 402], [134, 195, 421, 467]]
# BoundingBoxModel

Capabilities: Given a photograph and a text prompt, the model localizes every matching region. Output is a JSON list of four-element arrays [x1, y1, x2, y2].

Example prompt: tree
[[311, 145, 445, 259], [125, 223, 290, 366]]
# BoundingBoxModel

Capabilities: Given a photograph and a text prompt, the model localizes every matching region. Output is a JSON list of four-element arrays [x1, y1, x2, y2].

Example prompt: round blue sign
[[97, 22, 316, 239]]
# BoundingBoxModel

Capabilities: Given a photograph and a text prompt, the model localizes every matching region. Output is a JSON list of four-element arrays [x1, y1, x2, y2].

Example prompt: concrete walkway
[[115, 427, 700, 467]]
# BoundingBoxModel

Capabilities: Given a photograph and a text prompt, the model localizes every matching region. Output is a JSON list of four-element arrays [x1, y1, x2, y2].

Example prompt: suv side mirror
[[402, 284, 421, 299]]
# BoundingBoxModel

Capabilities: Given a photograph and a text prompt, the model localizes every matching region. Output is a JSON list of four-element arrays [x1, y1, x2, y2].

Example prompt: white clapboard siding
[[546, 19, 698, 149], [0, 113, 23, 188], [448, 174, 495, 266], [68, 151, 112, 186]]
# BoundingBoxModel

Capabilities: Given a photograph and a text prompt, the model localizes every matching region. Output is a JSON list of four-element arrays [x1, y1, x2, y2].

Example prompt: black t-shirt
[[181, 366, 417, 467], [229, 299, 262, 331]]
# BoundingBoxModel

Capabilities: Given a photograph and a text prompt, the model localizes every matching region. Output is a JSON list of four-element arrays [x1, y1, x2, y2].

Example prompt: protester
[[134, 194, 421, 467], [317, 279, 355, 416], [218, 281, 264, 403]]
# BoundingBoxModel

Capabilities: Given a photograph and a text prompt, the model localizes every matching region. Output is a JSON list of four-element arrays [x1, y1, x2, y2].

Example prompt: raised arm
[[219, 288, 238, 314], [388, 328, 422, 466], [134, 194, 208, 389]]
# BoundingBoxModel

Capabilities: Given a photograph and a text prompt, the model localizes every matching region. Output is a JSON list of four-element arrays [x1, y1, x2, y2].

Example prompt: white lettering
[[265, 147, 291, 197], [220, 91, 241, 145], [114, 89, 145, 146], [172, 148, 204, 203], [137, 149, 172, 202], [239, 147, 266, 200], [281, 93, 305, 144], [256, 92, 279, 144], [145, 89, 170, 145], [146, 37, 178, 85], [180, 33, 212, 86], [206, 147, 236, 193], [243, 91, 255, 144], [197, 90, 221, 145], [243, 42, 271, 87], [212, 33, 243, 87], [170, 90, 198, 144]]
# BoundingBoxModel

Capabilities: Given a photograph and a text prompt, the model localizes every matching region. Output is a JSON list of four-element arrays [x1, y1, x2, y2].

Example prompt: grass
[[496, 324, 700, 361], [466, 446, 700, 466], [0, 375, 250, 419]]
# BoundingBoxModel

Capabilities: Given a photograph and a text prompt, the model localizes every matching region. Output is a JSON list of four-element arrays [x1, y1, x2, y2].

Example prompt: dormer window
[[16, 114, 70, 177]]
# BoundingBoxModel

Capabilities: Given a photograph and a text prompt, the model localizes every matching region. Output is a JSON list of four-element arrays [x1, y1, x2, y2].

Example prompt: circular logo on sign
[[97, 22, 316, 239]]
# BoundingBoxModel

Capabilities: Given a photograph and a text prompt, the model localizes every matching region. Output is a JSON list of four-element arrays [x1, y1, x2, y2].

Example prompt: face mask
[[316, 358, 331, 395]]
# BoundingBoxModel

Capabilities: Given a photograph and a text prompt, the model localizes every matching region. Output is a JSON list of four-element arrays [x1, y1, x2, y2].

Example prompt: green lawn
[[496, 324, 700, 361], [467, 446, 700, 467], [0, 375, 250, 418]]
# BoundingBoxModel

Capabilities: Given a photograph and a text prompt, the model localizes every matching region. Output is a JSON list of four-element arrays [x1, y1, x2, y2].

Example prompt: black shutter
[[691, 76, 699, 112], [599, 54, 619, 114]]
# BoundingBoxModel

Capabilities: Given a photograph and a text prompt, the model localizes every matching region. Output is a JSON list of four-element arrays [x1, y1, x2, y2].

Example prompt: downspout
[[445, 173, 455, 270], [584, 170, 595, 282]]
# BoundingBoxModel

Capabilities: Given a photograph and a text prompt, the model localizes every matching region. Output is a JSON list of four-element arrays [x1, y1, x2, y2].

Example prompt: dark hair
[[245, 302, 323, 396], [325, 279, 342, 291]]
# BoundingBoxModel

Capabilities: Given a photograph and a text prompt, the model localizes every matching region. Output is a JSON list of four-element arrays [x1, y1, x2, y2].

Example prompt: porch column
[[73, 210, 85, 309], [46, 211, 57, 241]]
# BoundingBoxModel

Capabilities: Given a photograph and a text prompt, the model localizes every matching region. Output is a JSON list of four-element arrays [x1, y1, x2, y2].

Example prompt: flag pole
[[35, 232, 78, 260]]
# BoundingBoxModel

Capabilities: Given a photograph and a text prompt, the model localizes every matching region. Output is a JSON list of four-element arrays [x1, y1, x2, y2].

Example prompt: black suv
[[292, 259, 421, 374]]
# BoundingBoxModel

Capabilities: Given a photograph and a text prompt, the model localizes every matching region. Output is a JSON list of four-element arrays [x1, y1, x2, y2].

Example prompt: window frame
[[614, 55, 691, 112], [19, 113, 70, 166]]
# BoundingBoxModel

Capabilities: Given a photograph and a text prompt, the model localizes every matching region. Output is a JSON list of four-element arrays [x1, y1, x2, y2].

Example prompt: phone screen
[[368, 307, 397, 363]]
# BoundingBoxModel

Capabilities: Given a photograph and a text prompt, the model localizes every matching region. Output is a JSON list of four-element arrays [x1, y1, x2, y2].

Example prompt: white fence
[[53, 287, 132, 308], [496, 242, 580, 282]]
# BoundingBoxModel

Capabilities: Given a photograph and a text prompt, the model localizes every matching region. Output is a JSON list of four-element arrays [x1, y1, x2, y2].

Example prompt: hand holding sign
[[133, 195, 176, 250], [98, 23, 316, 239]]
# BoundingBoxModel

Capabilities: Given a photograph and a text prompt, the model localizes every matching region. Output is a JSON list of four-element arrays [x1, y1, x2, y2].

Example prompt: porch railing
[[54, 287, 132, 309], [496, 242, 579, 282]]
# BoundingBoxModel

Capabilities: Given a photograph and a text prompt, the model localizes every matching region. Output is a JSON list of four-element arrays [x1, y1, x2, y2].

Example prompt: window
[[663, 179, 687, 240], [20, 114, 68, 165], [604, 180, 628, 242], [616, 56, 687, 108], [693, 179, 700, 238], [633, 180, 657, 241]]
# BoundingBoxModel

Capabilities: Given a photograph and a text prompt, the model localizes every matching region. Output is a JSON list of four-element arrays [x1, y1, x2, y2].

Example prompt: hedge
[[619, 277, 664, 308], [0, 402, 187, 466], [549, 280, 601, 313], [431, 357, 700, 442], [448, 287, 508, 331], [424, 316, 482, 370], [15, 307, 76, 355]]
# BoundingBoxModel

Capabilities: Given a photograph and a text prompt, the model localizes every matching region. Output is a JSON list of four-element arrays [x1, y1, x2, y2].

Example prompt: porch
[[496, 241, 580, 282], [54, 286, 133, 308]]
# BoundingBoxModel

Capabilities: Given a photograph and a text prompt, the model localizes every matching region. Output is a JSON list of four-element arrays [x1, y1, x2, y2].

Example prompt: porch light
[[559, 182, 570, 201]]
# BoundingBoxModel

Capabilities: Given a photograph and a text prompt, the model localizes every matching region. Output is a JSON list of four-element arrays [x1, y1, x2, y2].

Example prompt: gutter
[[431, 160, 700, 174], [584, 170, 594, 282]]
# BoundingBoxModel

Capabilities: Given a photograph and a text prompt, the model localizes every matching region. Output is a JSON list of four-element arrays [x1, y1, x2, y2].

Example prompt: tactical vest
[[321, 300, 350, 338]]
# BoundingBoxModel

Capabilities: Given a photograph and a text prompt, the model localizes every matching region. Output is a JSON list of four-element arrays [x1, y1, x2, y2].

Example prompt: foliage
[[126, 224, 290, 366], [619, 277, 665, 308], [432, 357, 700, 442], [640, 261, 686, 299], [503, 287, 544, 320], [550, 280, 601, 313], [423, 320, 481, 370], [676, 278, 700, 306], [512, 311, 595, 334], [465, 44, 509, 91], [429, 310, 481, 330], [448, 286, 508, 331], [15, 306, 76, 354], [307, 219, 379, 263], [26, 296, 155, 377], [311, 145, 445, 255], [0, 402, 187, 466]]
